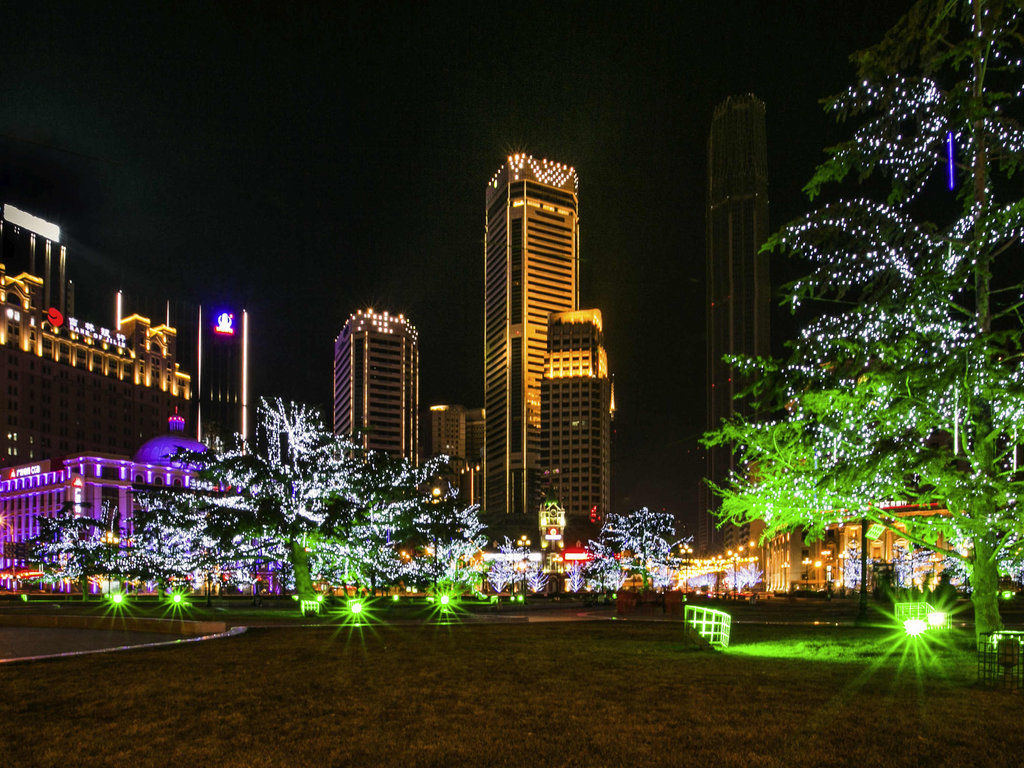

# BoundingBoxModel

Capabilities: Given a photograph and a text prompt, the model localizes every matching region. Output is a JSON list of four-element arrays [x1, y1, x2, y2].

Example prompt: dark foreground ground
[[0, 626, 174, 659], [1, 616, 1020, 768]]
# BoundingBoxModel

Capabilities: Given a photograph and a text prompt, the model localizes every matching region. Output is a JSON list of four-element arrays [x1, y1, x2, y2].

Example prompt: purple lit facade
[[0, 418, 204, 582]]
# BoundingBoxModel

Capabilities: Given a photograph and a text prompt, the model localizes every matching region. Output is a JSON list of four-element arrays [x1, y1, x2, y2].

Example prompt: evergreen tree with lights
[[704, 0, 1024, 636]]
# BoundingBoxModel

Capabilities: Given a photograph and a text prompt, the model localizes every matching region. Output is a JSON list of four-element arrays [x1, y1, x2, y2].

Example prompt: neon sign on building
[[214, 312, 235, 336]]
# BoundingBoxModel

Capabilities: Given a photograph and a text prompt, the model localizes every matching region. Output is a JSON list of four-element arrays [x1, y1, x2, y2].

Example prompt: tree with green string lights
[[703, 0, 1024, 637]]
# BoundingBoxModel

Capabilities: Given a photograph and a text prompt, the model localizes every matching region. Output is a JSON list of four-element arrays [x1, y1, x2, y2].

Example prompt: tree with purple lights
[[704, 0, 1024, 636]]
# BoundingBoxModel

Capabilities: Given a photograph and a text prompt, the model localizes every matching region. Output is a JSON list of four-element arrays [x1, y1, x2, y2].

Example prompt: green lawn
[[1, 619, 1019, 767]]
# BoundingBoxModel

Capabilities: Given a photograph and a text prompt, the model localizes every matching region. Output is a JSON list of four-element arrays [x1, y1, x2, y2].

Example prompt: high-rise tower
[[333, 308, 419, 462], [704, 94, 770, 554], [541, 309, 611, 546], [484, 155, 578, 533]]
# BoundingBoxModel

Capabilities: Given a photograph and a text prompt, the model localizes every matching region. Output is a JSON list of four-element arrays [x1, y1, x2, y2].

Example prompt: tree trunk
[[970, 539, 1002, 639], [289, 538, 315, 599]]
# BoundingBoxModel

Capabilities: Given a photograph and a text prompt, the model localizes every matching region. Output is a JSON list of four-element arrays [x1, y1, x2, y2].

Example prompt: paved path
[[0, 626, 184, 662]]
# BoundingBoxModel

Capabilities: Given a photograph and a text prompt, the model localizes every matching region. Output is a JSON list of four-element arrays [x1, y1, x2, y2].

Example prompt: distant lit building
[[484, 154, 579, 532], [540, 310, 612, 545], [704, 94, 770, 555], [465, 407, 485, 470], [430, 404, 467, 459], [427, 404, 483, 506], [333, 309, 418, 461], [0, 258, 190, 466]]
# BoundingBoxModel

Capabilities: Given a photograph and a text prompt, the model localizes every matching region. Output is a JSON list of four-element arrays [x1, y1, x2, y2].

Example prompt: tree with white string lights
[[704, 0, 1024, 636], [591, 507, 678, 591]]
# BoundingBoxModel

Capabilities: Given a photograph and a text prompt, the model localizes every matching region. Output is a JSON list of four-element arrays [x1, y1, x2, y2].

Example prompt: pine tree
[[704, 0, 1024, 636]]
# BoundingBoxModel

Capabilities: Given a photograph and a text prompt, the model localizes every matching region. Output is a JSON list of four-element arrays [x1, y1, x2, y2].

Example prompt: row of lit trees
[[33, 398, 698, 600], [35, 399, 487, 599], [704, 0, 1024, 637]]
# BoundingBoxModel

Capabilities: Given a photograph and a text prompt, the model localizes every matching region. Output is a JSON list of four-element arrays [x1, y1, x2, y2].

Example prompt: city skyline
[[0, 1, 914, 528]]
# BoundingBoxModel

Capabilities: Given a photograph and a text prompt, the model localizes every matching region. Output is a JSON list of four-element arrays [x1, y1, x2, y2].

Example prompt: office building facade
[[703, 94, 770, 554], [540, 310, 611, 546], [484, 155, 579, 531], [333, 309, 418, 461], [427, 404, 484, 506]]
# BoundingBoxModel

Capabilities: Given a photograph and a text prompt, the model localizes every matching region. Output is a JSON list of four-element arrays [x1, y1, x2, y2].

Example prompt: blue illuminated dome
[[133, 413, 208, 467]]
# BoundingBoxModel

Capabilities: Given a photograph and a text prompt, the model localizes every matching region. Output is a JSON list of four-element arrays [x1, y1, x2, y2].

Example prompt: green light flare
[[111, 593, 124, 605], [349, 601, 363, 615], [392, 595, 400, 602], [439, 594, 451, 606], [904, 618, 927, 636], [299, 599, 321, 615], [927, 611, 946, 628]]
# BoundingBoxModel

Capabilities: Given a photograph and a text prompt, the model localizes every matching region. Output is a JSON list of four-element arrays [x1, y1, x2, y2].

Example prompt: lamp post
[[101, 528, 119, 596], [516, 535, 531, 597]]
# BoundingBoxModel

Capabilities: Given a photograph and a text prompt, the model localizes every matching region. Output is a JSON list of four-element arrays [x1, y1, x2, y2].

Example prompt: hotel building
[[704, 95, 770, 555], [333, 308, 419, 461], [540, 310, 612, 546], [0, 217, 191, 466], [484, 155, 579, 531]]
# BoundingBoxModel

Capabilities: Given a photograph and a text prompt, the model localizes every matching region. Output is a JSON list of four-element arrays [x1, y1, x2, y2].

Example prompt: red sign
[[563, 548, 591, 562], [47, 307, 64, 327]]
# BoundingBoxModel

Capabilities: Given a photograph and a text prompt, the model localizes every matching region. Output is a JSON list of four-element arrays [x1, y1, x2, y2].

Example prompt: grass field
[[2, 617, 1021, 768]]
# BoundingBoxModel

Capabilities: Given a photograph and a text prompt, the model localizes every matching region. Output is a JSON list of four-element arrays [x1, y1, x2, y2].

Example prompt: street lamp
[[101, 527, 120, 596]]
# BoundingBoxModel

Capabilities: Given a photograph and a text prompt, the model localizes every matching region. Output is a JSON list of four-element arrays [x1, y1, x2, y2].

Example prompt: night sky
[[0, 1, 913, 529]]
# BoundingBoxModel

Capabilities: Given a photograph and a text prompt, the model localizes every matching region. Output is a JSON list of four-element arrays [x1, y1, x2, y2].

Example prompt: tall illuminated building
[[484, 154, 579, 532], [114, 293, 251, 446], [703, 94, 770, 554], [541, 310, 612, 546], [333, 309, 418, 461], [193, 305, 250, 445]]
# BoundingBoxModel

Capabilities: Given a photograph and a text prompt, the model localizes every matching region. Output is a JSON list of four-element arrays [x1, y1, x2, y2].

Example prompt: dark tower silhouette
[[703, 94, 770, 554]]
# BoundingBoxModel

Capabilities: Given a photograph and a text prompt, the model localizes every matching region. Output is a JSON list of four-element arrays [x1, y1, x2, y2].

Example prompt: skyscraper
[[333, 308, 418, 461], [541, 309, 612, 546], [704, 94, 770, 554], [110, 294, 251, 446], [484, 155, 578, 533]]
